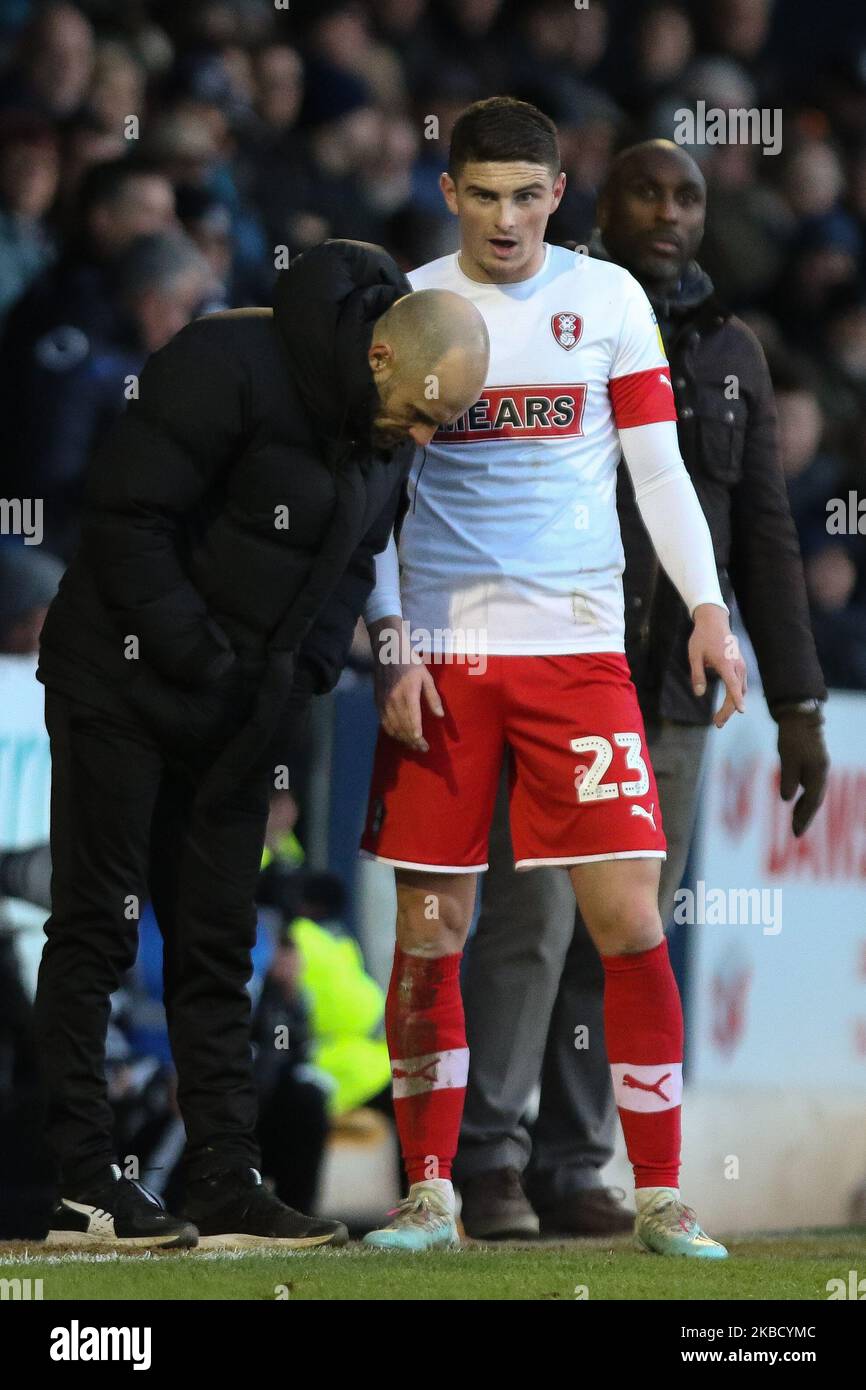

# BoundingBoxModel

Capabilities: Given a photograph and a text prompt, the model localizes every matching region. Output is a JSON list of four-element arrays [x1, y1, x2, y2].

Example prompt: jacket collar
[[590, 230, 722, 325]]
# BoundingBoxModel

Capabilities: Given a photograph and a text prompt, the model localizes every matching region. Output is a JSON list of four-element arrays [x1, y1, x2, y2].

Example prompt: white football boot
[[634, 1188, 728, 1259], [362, 1179, 461, 1251]]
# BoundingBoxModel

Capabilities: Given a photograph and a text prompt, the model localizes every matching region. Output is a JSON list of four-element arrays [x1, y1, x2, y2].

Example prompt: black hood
[[272, 239, 411, 456], [589, 230, 716, 323]]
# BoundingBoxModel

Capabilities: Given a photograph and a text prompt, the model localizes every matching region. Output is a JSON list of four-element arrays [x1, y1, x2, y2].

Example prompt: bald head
[[603, 140, 705, 201], [369, 288, 490, 448], [598, 139, 706, 293]]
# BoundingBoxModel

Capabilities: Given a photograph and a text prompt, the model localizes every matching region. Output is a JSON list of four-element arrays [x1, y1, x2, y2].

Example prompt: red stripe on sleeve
[[609, 365, 677, 428]]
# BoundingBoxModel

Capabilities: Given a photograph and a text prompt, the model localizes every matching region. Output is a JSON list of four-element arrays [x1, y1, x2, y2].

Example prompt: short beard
[[371, 417, 404, 450]]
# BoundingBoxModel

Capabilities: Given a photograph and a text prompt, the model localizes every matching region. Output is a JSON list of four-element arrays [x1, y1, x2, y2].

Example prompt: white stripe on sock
[[611, 1062, 683, 1112], [391, 1047, 469, 1099]]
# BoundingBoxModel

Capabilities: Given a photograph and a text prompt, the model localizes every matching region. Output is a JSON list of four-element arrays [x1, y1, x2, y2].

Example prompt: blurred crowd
[[0, 0, 865, 682]]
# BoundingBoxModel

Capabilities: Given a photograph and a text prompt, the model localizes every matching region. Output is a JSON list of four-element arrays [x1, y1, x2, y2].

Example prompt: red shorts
[[360, 653, 667, 872]]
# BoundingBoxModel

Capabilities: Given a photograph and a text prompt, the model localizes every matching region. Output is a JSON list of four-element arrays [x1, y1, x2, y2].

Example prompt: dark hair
[[448, 96, 560, 180]]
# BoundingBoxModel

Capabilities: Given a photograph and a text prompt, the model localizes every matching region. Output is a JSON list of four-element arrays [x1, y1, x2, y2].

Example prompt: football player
[[361, 98, 744, 1257]]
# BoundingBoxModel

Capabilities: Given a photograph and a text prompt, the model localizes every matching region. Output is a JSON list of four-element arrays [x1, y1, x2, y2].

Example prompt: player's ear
[[439, 172, 459, 216], [368, 341, 395, 378], [550, 170, 567, 213]]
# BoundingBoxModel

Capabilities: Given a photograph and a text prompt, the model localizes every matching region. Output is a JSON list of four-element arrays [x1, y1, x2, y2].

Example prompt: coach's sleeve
[[728, 328, 826, 705], [295, 474, 406, 694], [81, 318, 247, 689]]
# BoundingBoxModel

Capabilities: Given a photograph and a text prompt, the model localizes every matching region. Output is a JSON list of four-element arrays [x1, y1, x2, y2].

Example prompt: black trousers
[[33, 688, 274, 1191], [257, 1069, 329, 1214]]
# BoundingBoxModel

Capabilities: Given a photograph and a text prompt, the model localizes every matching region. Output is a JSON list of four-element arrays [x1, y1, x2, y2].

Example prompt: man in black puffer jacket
[[32, 238, 489, 1250]]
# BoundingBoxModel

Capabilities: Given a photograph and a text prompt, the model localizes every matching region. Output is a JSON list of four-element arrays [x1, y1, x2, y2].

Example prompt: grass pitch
[[2, 1230, 864, 1300]]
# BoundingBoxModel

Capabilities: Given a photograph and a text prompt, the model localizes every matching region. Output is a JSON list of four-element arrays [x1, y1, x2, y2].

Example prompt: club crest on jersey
[[551, 311, 582, 351]]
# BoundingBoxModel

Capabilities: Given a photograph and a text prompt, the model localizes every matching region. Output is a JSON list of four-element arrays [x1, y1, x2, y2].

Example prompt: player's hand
[[688, 603, 747, 729], [368, 617, 444, 753]]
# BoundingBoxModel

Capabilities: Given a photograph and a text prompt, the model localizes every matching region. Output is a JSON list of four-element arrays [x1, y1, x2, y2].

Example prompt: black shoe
[[459, 1168, 540, 1240], [182, 1166, 349, 1249], [536, 1187, 634, 1237], [44, 1164, 199, 1249]]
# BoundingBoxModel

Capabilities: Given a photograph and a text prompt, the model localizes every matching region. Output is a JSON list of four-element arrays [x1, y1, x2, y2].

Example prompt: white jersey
[[368, 242, 721, 654]]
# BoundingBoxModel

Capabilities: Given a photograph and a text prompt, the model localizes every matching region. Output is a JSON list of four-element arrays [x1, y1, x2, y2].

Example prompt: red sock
[[602, 938, 683, 1190], [384, 946, 468, 1185]]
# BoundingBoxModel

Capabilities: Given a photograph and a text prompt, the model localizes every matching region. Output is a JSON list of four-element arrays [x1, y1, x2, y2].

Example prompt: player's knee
[[590, 896, 663, 956], [395, 888, 469, 955]]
